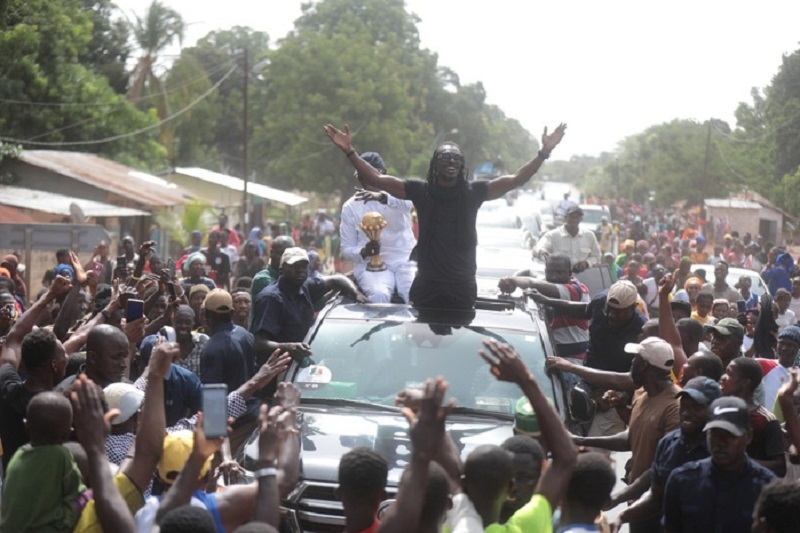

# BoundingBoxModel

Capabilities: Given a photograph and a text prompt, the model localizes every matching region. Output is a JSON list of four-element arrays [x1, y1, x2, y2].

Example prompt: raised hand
[[279, 342, 312, 360], [258, 404, 286, 465], [71, 374, 119, 451], [49, 275, 73, 298], [123, 317, 146, 347], [526, 288, 550, 305], [149, 338, 179, 379], [479, 339, 531, 384], [139, 241, 157, 258], [323, 123, 352, 152], [68, 251, 88, 285], [541, 123, 567, 153], [253, 349, 292, 385], [659, 273, 675, 297], [395, 387, 424, 412], [276, 382, 301, 411], [402, 377, 454, 461], [192, 412, 226, 460]]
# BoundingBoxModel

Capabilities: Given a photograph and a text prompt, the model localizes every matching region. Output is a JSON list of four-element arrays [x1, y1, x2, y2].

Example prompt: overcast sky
[[116, 0, 800, 159]]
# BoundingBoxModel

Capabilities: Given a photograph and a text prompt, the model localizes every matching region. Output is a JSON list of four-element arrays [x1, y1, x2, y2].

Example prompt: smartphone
[[737, 300, 747, 314], [167, 281, 177, 299], [116, 255, 126, 266], [202, 384, 229, 438], [166, 257, 176, 279], [126, 299, 144, 321]]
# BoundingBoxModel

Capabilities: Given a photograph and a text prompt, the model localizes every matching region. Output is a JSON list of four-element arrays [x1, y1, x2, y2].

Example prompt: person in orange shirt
[[689, 236, 709, 264]]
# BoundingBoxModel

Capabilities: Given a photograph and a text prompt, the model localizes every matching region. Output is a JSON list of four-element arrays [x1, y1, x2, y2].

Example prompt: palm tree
[[128, 0, 185, 159]]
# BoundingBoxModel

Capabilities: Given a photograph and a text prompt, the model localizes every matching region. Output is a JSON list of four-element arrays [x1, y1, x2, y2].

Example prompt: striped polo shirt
[[552, 279, 591, 359]]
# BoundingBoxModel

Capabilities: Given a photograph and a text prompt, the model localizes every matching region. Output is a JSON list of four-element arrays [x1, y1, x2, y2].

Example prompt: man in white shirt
[[534, 205, 601, 273], [340, 152, 416, 303]]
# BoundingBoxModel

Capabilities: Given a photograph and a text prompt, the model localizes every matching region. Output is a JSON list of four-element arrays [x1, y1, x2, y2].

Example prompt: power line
[[0, 64, 237, 147], [0, 59, 236, 108]]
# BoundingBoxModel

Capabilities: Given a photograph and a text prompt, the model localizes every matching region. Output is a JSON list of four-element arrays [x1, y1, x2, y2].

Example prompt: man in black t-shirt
[[325, 122, 566, 310], [0, 278, 72, 471]]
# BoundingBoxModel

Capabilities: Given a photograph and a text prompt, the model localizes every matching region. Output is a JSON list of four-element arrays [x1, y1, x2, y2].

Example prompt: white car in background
[[578, 204, 611, 237], [690, 264, 768, 297]]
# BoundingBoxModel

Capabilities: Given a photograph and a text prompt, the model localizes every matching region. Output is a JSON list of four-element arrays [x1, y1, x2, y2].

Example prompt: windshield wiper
[[300, 398, 402, 413], [449, 406, 514, 421]]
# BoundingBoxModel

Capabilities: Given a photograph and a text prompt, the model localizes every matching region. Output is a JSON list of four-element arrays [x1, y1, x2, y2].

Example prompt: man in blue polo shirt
[[613, 376, 721, 527], [662, 396, 776, 533], [251, 247, 367, 364]]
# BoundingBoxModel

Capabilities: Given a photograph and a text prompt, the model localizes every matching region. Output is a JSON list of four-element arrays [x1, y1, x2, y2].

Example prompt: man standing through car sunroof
[[325, 122, 566, 310]]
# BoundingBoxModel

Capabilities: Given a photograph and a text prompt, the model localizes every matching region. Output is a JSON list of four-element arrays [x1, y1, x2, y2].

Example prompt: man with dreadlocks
[[325, 122, 567, 309]]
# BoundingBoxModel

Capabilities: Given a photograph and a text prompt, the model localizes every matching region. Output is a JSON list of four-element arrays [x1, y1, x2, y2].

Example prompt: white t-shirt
[[777, 309, 797, 332], [446, 493, 484, 533]]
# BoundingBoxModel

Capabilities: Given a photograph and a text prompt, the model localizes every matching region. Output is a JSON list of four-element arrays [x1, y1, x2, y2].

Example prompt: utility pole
[[241, 48, 249, 232]]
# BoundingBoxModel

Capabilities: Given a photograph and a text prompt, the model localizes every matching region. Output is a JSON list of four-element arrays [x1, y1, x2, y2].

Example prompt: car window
[[295, 320, 552, 415], [581, 209, 608, 224]]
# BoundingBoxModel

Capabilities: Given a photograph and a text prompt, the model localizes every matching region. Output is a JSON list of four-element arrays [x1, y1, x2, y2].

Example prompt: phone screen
[[202, 384, 229, 438], [737, 300, 747, 313], [166, 258, 176, 278], [126, 299, 144, 321]]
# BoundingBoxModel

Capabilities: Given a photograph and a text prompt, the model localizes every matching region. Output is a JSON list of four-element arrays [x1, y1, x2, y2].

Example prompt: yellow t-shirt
[[487, 494, 552, 533], [690, 312, 715, 325], [73, 473, 144, 533]]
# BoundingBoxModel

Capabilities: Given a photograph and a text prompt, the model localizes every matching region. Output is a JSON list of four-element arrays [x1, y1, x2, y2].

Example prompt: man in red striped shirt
[[499, 253, 590, 360]]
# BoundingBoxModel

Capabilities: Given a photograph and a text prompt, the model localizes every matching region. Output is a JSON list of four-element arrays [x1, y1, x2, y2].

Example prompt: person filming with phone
[[534, 205, 601, 273]]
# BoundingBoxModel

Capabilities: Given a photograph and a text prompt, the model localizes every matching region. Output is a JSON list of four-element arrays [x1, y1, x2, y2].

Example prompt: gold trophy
[[359, 211, 388, 272]]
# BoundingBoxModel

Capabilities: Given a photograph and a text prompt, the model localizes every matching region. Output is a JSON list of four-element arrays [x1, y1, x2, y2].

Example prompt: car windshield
[[581, 209, 607, 224], [293, 319, 553, 416]]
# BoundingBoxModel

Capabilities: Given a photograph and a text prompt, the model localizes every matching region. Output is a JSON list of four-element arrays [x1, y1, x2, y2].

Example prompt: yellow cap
[[157, 430, 212, 484]]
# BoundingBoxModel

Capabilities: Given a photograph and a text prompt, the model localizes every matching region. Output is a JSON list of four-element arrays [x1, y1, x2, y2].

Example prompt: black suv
[[237, 297, 566, 533]]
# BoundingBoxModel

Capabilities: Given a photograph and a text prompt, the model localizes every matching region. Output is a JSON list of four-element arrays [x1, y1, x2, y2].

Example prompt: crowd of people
[[0, 120, 799, 533]]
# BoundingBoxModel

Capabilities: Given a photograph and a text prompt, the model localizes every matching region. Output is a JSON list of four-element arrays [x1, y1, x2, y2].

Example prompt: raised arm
[[778, 370, 800, 458], [480, 339, 577, 511], [252, 405, 286, 527], [486, 124, 567, 201], [379, 378, 453, 533], [498, 277, 561, 298], [0, 276, 72, 368], [528, 289, 591, 319], [71, 375, 136, 533], [545, 356, 635, 392], [657, 274, 687, 374], [156, 412, 225, 524], [121, 340, 174, 492], [324, 124, 406, 199]]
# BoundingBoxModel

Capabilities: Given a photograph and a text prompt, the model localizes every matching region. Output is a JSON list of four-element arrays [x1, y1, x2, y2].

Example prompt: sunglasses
[[436, 152, 463, 162]]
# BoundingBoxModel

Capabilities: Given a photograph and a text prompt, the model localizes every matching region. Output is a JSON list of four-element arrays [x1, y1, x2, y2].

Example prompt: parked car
[[236, 297, 566, 533], [690, 264, 768, 296]]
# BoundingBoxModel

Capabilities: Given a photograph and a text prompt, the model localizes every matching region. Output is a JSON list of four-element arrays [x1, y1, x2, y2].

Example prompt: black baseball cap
[[704, 396, 750, 437], [566, 205, 584, 216], [676, 377, 722, 405]]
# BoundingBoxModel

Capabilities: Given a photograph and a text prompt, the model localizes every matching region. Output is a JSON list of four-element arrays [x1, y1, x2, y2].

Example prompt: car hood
[[239, 404, 513, 486]]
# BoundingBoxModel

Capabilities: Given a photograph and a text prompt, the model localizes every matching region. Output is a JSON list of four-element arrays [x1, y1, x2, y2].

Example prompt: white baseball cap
[[625, 337, 675, 371], [606, 280, 639, 309], [280, 247, 310, 267], [103, 383, 145, 425]]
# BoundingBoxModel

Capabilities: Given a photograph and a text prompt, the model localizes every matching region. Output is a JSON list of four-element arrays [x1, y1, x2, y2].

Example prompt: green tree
[[173, 26, 271, 176], [79, 0, 131, 94], [0, 0, 164, 167], [128, 0, 185, 159]]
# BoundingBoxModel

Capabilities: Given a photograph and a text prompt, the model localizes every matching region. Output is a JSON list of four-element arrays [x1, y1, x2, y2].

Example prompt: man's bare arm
[[546, 356, 635, 392], [486, 124, 567, 200], [324, 124, 406, 199], [657, 274, 687, 373]]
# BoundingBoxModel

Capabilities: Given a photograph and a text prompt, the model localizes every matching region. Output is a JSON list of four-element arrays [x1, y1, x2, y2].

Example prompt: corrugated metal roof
[[174, 167, 308, 207], [20, 151, 194, 208], [0, 186, 150, 218], [704, 199, 761, 209], [0, 204, 37, 223]]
